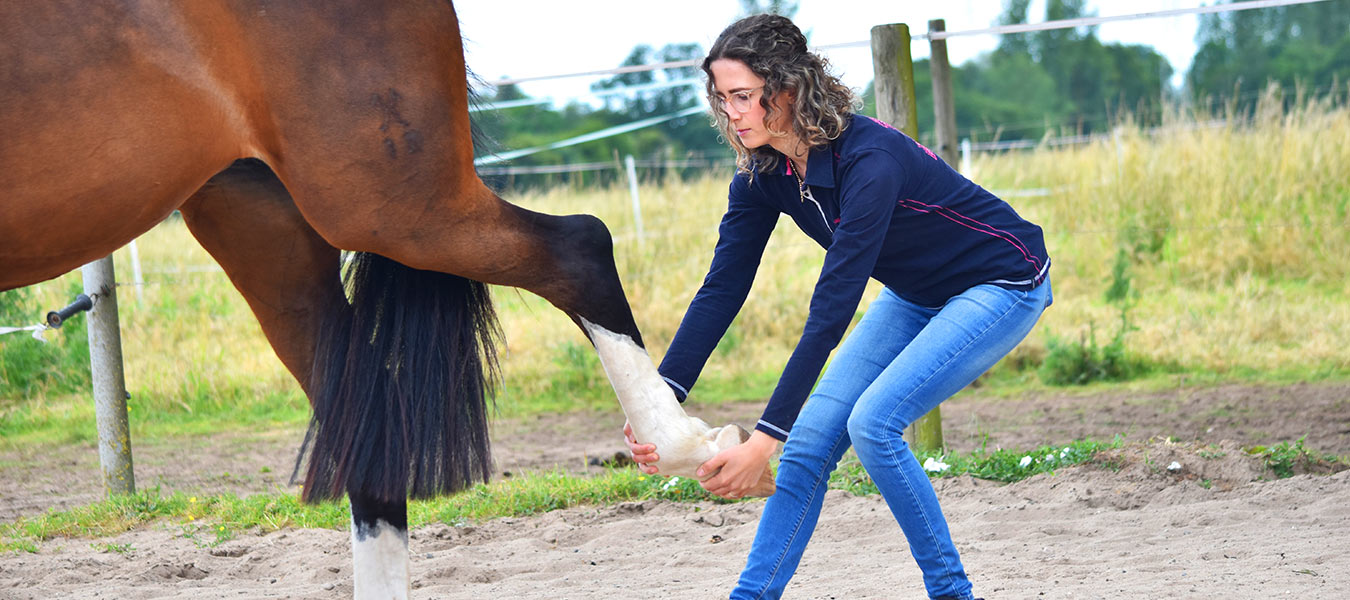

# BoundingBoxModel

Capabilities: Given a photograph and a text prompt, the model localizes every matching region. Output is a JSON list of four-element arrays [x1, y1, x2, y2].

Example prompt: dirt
[[1, 381, 1348, 598]]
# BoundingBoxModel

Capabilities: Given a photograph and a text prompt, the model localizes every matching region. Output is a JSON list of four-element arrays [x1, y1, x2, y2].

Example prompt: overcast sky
[[456, 0, 1205, 105]]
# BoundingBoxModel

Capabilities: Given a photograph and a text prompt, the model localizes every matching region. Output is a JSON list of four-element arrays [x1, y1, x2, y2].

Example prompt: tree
[[930, 0, 1174, 138], [738, 0, 798, 18], [1188, 0, 1350, 105], [589, 42, 723, 164]]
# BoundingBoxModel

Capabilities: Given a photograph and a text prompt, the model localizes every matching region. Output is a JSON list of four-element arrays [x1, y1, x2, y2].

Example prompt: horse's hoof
[[747, 464, 776, 497]]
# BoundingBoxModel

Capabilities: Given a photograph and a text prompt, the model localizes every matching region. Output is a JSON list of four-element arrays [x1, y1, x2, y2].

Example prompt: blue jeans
[[730, 281, 1052, 600]]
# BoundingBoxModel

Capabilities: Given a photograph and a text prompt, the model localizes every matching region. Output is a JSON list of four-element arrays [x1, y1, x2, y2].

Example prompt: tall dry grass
[[969, 88, 1349, 377]]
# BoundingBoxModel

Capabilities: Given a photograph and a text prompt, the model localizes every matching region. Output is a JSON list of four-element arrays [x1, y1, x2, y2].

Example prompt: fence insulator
[[45, 293, 94, 328]]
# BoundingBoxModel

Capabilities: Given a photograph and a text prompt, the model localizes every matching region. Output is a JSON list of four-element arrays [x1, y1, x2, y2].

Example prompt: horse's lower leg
[[182, 162, 418, 597], [349, 492, 409, 600]]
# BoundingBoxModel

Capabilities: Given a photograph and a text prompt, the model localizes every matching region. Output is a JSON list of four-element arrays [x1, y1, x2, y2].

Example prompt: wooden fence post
[[870, 22, 945, 454], [869, 23, 919, 136], [83, 256, 135, 496], [928, 19, 960, 168]]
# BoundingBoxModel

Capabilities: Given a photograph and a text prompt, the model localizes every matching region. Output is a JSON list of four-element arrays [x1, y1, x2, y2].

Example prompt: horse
[[0, 1, 771, 597]]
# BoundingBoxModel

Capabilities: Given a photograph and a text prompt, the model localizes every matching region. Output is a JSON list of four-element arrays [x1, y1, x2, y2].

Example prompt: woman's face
[[709, 58, 791, 150]]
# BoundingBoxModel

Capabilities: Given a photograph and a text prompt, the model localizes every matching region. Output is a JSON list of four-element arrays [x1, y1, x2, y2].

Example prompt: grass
[[0, 438, 1112, 552], [1245, 438, 1342, 479], [6, 435, 1343, 553]]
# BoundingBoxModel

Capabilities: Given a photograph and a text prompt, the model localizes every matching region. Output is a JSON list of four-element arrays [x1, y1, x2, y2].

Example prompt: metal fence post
[[871, 22, 945, 454], [82, 256, 135, 496]]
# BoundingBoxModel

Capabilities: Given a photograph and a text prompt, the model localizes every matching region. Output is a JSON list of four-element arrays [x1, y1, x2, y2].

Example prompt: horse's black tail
[[296, 252, 499, 504]]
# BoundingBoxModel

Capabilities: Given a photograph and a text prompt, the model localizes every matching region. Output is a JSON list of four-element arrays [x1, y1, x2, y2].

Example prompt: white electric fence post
[[127, 239, 144, 302], [82, 256, 135, 496], [960, 138, 972, 176], [625, 154, 644, 245]]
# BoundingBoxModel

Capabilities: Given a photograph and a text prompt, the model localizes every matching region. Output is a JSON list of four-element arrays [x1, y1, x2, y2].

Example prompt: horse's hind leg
[[349, 493, 409, 600], [177, 159, 345, 392], [180, 161, 413, 597]]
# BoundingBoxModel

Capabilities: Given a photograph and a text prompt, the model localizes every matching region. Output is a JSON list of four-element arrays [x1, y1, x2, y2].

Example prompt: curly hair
[[702, 14, 859, 176]]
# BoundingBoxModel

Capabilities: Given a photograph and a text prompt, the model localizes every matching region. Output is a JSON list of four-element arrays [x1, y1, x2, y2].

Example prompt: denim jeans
[[730, 280, 1052, 600]]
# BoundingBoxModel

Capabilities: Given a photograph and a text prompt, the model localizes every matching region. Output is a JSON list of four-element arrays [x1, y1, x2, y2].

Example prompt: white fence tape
[[0, 324, 49, 342]]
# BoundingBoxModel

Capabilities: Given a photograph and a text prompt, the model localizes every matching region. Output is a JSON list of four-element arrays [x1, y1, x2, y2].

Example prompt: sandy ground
[[1, 382, 1348, 599]]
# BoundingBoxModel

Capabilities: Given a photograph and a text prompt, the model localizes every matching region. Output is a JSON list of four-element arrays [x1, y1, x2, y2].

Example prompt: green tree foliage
[[475, 44, 727, 190], [590, 43, 723, 161], [1188, 0, 1350, 105], [738, 0, 798, 18], [476, 0, 1340, 191], [472, 0, 800, 191], [972, 0, 1170, 138], [863, 0, 1170, 145]]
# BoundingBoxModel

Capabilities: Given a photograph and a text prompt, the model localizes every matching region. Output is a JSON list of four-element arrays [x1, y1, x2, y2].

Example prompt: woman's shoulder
[[839, 114, 909, 148], [836, 114, 936, 165]]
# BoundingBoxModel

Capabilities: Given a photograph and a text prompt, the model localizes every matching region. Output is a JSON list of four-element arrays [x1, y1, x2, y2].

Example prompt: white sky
[[456, 0, 1204, 105]]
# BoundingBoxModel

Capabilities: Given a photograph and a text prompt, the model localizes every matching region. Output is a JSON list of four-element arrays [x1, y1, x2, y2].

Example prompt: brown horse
[[2, 1, 769, 597]]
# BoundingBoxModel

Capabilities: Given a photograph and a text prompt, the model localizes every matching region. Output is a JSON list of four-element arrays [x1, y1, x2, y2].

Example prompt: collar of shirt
[[781, 144, 838, 190]]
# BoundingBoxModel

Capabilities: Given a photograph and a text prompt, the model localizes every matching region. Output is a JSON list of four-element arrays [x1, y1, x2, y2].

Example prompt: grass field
[[2, 92, 1347, 449]]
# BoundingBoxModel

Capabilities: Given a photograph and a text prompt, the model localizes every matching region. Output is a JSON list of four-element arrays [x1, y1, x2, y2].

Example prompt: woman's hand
[[623, 421, 661, 475], [696, 430, 779, 499]]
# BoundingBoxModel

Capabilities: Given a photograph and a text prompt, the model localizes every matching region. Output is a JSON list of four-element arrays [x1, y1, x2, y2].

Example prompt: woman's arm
[[656, 178, 778, 401]]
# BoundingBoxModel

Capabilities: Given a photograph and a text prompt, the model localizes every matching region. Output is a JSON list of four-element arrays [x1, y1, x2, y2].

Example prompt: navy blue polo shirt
[[658, 114, 1049, 441]]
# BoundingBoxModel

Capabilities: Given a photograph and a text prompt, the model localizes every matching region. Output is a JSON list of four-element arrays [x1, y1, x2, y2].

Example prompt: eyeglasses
[[714, 87, 764, 113]]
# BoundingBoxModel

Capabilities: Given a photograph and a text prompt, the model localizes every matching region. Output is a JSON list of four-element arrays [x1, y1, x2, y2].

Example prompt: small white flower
[[1019, 455, 1033, 468], [661, 476, 682, 490], [922, 457, 951, 473], [1060, 447, 1072, 457], [1045, 453, 1056, 462], [1167, 461, 1182, 472]]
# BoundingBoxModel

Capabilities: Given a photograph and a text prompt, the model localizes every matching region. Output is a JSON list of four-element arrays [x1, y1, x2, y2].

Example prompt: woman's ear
[[769, 87, 797, 113]]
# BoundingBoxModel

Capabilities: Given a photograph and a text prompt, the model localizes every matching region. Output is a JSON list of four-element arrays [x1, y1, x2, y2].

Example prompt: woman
[[625, 14, 1050, 600]]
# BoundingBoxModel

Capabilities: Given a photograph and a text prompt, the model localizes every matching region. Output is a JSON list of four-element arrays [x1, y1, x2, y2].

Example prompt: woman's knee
[[846, 408, 908, 457]]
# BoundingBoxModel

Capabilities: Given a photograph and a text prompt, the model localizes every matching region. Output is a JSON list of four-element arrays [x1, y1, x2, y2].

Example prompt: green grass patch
[[0, 285, 90, 398], [829, 437, 1124, 495], [1245, 438, 1345, 479], [0, 386, 310, 449], [3, 438, 1135, 552]]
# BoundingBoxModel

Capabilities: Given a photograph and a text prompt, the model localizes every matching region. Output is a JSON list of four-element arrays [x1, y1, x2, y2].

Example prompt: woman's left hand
[[696, 430, 779, 499]]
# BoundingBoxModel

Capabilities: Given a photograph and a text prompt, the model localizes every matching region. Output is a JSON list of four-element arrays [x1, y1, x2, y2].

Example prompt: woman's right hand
[[623, 421, 661, 474]]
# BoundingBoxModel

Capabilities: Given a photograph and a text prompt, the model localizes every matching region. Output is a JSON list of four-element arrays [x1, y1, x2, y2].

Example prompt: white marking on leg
[[580, 318, 745, 476], [351, 517, 409, 600]]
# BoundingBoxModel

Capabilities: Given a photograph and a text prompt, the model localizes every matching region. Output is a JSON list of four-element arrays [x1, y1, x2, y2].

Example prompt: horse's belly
[[0, 119, 229, 290], [0, 1, 256, 290]]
